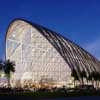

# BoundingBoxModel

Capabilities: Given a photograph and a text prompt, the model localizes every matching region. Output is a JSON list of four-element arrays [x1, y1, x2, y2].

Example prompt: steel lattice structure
[[6, 19, 100, 88]]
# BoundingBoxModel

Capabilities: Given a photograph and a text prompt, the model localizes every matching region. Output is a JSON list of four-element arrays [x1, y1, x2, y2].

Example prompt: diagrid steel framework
[[6, 19, 100, 88]]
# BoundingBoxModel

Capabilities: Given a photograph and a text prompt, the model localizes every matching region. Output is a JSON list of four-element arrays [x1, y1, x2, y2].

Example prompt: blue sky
[[0, 0, 100, 60]]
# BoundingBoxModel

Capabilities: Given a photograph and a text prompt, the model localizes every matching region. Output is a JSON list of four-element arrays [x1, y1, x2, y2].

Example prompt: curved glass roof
[[6, 19, 100, 75]]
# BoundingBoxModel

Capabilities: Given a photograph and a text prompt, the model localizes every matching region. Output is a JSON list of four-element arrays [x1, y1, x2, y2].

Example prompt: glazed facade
[[6, 19, 100, 88]]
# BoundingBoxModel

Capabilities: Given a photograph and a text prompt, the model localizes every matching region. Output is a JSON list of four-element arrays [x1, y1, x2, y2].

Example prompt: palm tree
[[93, 72, 100, 88], [80, 70, 87, 85], [91, 71, 97, 87], [71, 68, 79, 87], [0, 60, 3, 77], [96, 72, 100, 88], [87, 73, 92, 85], [3, 59, 15, 87], [90, 71, 94, 86], [97, 73, 100, 88]]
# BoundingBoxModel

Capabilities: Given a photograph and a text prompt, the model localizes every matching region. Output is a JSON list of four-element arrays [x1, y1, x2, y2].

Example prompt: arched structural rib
[[31, 23, 100, 77]]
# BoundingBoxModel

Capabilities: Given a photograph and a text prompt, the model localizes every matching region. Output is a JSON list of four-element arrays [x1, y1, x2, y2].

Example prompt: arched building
[[6, 19, 100, 88]]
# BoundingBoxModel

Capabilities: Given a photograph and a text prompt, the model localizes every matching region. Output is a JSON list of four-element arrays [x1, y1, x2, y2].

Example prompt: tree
[[71, 69, 79, 87], [90, 71, 97, 87], [97, 72, 100, 88], [0, 60, 3, 77], [80, 70, 87, 85], [93, 72, 100, 88], [3, 59, 15, 87], [87, 73, 92, 85]]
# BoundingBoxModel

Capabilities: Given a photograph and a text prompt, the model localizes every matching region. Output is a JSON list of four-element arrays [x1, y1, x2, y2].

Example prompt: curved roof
[[6, 18, 100, 74]]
